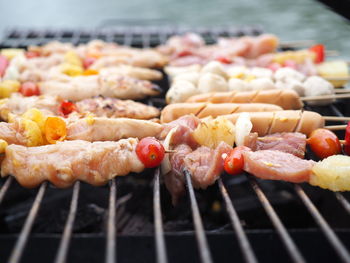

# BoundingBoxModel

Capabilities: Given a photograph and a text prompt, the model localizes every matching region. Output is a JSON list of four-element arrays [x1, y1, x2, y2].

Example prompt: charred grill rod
[[218, 179, 258, 263], [184, 169, 213, 263], [54, 181, 80, 263], [0, 176, 12, 205], [335, 193, 350, 215], [8, 182, 47, 263], [153, 168, 168, 263], [294, 185, 350, 263], [249, 177, 306, 263], [106, 179, 117, 263]]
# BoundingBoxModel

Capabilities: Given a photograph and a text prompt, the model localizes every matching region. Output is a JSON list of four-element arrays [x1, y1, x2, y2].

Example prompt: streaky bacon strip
[[1, 139, 144, 188]]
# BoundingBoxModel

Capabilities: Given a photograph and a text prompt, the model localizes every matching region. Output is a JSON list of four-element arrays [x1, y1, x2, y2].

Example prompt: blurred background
[[0, 0, 349, 57]]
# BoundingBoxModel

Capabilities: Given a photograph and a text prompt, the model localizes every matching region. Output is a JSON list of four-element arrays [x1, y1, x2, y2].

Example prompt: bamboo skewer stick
[[324, 125, 347, 131], [323, 116, 350, 122], [301, 93, 350, 102], [324, 76, 350, 81], [325, 50, 339, 57], [334, 89, 350, 94], [279, 40, 315, 48]]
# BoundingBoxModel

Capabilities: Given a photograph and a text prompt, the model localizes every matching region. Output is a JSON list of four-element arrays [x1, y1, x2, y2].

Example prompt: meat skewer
[[0, 94, 160, 121], [1, 139, 145, 188]]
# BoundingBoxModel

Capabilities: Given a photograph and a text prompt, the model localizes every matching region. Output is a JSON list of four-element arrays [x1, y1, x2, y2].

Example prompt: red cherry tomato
[[215, 56, 232, 64], [19, 82, 40, 96], [344, 121, 350, 155], [224, 146, 250, 175], [59, 100, 77, 117], [83, 57, 96, 69], [25, 51, 40, 59], [307, 128, 341, 159], [177, 50, 193, 57], [309, 44, 325, 64], [136, 137, 165, 168], [267, 62, 282, 72], [0, 55, 9, 77], [283, 60, 297, 69]]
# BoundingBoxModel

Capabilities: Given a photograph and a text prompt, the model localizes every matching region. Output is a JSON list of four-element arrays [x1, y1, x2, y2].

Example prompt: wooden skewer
[[335, 89, 350, 94], [325, 50, 339, 57], [279, 40, 315, 48], [340, 140, 346, 144], [165, 150, 177, 153], [325, 124, 347, 131], [324, 76, 350, 81], [323, 116, 350, 122], [301, 93, 350, 102]]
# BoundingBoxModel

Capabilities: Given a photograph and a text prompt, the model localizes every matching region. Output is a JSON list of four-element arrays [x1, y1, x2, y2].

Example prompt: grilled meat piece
[[243, 150, 315, 183], [245, 132, 307, 158], [66, 117, 162, 142], [1, 139, 144, 188], [76, 97, 160, 120], [39, 74, 161, 101]]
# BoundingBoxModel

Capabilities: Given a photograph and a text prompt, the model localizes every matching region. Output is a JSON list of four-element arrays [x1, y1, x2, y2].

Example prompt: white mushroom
[[303, 76, 335, 105], [228, 78, 250, 91], [164, 64, 201, 80], [166, 80, 198, 104], [226, 66, 249, 78], [274, 67, 305, 83], [197, 72, 228, 93], [173, 72, 200, 85], [235, 113, 253, 147], [250, 67, 273, 79], [200, 61, 228, 79], [248, 78, 276, 91], [275, 79, 305, 96]]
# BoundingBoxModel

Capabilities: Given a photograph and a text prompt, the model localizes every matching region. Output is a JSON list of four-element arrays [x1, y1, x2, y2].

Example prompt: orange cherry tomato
[[19, 82, 40, 96], [136, 137, 165, 168], [224, 146, 250, 175], [307, 128, 341, 159], [309, 44, 325, 64], [44, 117, 67, 144], [59, 100, 77, 117]]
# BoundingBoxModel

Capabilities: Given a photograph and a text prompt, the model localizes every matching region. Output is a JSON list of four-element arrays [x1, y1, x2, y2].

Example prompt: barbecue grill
[[1, 26, 350, 263]]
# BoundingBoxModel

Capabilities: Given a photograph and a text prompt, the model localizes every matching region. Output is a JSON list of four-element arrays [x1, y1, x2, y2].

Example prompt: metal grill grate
[[1, 26, 350, 263]]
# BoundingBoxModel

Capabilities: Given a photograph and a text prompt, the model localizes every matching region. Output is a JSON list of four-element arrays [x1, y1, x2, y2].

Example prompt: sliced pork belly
[[1, 139, 144, 188], [184, 141, 232, 189], [66, 117, 162, 142], [164, 144, 193, 205], [244, 132, 306, 158], [76, 97, 160, 120], [159, 115, 200, 148], [243, 150, 315, 183]]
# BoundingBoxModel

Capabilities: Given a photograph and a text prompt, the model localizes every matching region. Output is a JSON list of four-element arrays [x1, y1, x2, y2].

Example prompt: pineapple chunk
[[19, 118, 44, 147], [192, 116, 235, 148], [0, 80, 20, 98], [310, 155, 350, 191], [1, 48, 24, 60], [0, 139, 8, 153], [21, 108, 47, 133], [317, 61, 349, 88], [60, 63, 84, 77], [64, 51, 83, 67]]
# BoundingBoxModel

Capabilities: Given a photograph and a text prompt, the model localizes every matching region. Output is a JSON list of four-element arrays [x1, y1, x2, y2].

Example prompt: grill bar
[[106, 179, 117, 263], [8, 182, 47, 263], [0, 176, 12, 205], [54, 181, 80, 263], [153, 168, 168, 263], [294, 185, 350, 263], [218, 179, 258, 263], [335, 193, 350, 214], [249, 177, 306, 263], [184, 170, 213, 263]]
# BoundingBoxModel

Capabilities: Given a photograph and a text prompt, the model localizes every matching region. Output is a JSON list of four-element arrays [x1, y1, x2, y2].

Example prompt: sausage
[[160, 103, 283, 123], [223, 110, 324, 136], [186, 89, 304, 110]]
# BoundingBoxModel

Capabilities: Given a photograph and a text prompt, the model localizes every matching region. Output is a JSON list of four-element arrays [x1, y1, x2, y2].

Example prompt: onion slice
[[160, 126, 178, 176], [235, 112, 252, 146]]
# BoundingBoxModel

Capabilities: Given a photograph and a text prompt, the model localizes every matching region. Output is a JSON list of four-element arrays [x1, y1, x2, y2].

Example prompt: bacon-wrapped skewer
[[0, 94, 160, 121]]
